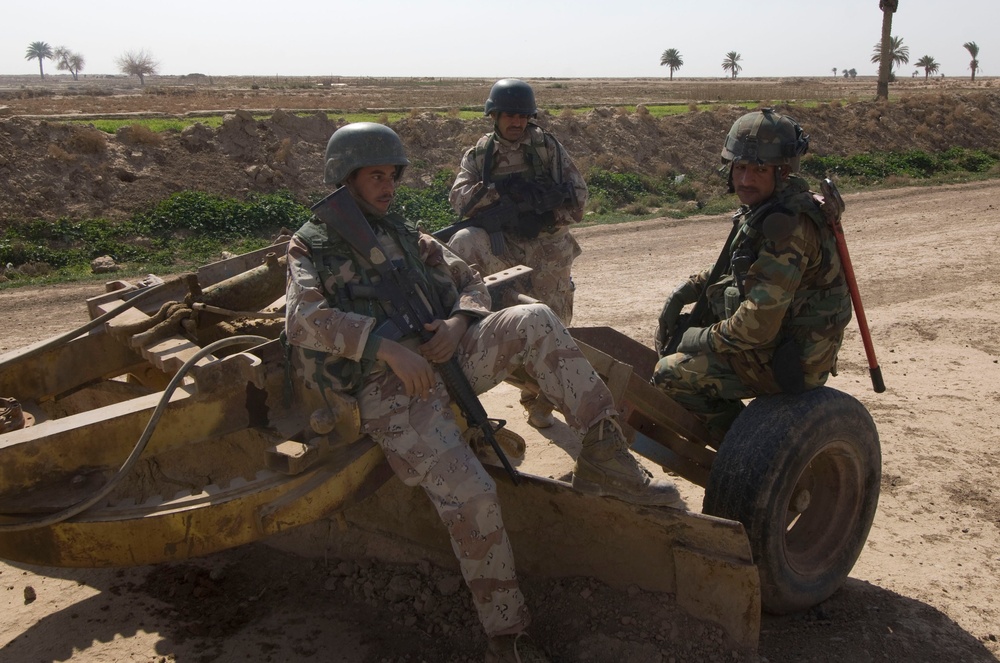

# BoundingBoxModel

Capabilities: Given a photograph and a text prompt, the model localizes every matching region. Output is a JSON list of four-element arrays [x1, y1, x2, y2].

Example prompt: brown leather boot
[[485, 632, 550, 663], [519, 391, 555, 429], [572, 417, 685, 508]]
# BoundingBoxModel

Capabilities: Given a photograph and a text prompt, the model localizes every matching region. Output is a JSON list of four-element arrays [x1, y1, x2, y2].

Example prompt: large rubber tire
[[702, 387, 881, 615]]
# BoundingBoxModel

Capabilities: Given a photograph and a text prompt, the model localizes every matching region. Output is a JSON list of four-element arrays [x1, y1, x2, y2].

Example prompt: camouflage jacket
[[449, 123, 588, 226], [690, 175, 852, 376], [285, 210, 492, 393]]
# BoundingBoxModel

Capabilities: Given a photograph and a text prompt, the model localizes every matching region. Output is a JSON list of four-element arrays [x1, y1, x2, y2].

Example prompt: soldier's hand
[[655, 293, 686, 351], [377, 340, 436, 398], [655, 282, 701, 352], [419, 316, 469, 364], [417, 232, 445, 266], [526, 182, 568, 212], [511, 210, 553, 239]]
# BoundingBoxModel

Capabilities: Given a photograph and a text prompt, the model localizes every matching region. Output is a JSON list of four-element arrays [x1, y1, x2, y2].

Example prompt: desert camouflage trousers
[[357, 303, 616, 636], [651, 348, 829, 442], [447, 226, 581, 325]]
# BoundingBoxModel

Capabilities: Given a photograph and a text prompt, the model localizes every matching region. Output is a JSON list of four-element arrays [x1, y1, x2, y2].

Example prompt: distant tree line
[[23, 41, 159, 85], [658, 2, 982, 101]]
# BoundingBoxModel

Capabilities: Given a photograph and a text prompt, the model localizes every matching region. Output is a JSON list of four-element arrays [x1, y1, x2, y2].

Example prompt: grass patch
[[74, 117, 222, 133], [0, 190, 310, 286], [801, 147, 1000, 184]]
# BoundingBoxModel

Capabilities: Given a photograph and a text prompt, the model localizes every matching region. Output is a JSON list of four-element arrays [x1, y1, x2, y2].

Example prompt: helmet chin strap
[[774, 165, 791, 192], [344, 179, 390, 219]]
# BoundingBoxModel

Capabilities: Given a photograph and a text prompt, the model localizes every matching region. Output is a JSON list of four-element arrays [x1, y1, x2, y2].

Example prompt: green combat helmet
[[484, 78, 537, 117], [721, 108, 809, 172], [324, 122, 410, 186]]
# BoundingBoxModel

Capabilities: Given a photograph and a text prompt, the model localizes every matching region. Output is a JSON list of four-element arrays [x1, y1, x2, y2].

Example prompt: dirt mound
[[2, 91, 998, 223]]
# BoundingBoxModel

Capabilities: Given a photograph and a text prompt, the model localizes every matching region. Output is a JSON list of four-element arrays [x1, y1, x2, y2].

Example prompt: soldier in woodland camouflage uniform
[[285, 123, 681, 663], [652, 109, 852, 442], [448, 79, 588, 429]]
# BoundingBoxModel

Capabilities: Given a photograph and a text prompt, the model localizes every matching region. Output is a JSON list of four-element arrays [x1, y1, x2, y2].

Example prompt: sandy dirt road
[[1, 180, 999, 662]]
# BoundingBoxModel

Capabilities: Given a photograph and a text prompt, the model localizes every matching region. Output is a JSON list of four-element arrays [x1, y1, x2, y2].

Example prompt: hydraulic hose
[[0, 334, 269, 532]]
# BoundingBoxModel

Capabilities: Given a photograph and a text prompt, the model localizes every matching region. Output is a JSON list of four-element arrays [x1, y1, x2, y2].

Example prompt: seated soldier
[[285, 122, 683, 662]]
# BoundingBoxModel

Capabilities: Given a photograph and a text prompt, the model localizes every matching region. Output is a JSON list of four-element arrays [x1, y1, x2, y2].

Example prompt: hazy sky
[[5, 0, 994, 79]]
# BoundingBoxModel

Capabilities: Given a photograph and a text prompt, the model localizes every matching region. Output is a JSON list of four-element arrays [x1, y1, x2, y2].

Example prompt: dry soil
[[1, 180, 999, 662]]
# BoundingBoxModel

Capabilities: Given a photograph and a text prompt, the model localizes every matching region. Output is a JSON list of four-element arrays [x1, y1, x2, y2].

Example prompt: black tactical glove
[[511, 210, 555, 239], [523, 181, 569, 212], [654, 281, 699, 354]]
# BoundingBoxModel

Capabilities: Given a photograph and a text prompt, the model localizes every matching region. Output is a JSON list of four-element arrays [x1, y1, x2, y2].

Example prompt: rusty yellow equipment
[[0, 244, 881, 651]]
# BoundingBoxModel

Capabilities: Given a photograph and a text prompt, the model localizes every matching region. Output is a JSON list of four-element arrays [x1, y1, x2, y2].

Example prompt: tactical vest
[[476, 123, 556, 188], [723, 176, 852, 333], [292, 212, 450, 394]]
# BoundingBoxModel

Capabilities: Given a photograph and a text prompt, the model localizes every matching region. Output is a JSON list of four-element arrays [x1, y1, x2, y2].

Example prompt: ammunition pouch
[[724, 285, 742, 318]]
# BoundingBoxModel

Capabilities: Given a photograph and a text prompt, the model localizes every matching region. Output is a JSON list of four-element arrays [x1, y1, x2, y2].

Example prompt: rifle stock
[[311, 187, 522, 483]]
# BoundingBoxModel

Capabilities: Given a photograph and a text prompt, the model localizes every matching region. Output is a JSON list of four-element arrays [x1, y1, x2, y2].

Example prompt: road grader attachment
[[0, 243, 881, 651]]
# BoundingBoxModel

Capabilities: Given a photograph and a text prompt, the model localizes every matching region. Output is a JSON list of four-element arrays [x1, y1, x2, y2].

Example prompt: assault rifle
[[433, 180, 573, 255], [311, 187, 521, 484]]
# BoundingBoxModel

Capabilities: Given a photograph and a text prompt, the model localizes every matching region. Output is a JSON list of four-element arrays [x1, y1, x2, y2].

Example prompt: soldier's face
[[348, 165, 398, 214], [496, 112, 529, 141], [732, 162, 779, 206]]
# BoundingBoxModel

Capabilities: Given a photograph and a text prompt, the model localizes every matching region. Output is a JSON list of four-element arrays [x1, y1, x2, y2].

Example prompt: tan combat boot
[[485, 632, 550, 663], [519, 391, 555, 429], [572, 417, 685, 508]]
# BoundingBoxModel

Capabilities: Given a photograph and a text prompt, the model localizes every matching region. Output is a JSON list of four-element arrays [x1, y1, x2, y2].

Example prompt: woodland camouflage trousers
[[652, 345, 834, 441]]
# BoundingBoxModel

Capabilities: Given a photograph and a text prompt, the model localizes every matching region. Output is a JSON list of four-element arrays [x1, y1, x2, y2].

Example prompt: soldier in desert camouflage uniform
[[285, 123, 681, 663], [448, 79, 588, 429], [652, 109, 852, 442]]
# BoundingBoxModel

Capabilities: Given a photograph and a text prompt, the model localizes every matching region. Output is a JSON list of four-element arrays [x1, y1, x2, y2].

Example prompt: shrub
[[46, 144, 75, 162], [119, 124, 164, 146], [134, 190, 310, 236], [392, 170, 455, 231], [68, 127, 107, 155], [587, 170, 647, 207], [801, 148, 999, 182]]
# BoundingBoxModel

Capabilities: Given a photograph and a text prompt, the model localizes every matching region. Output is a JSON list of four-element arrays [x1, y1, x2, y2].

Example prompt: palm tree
[[871, 35, 909, 80], [915, 55, 940, 80], [659, 48, 684, 80], [964, 41, 981, 82], [25, 41, 53, 79], [875, 0, 898, 100], [832, 67, 838, 77], [721, 51, 743, 79]]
